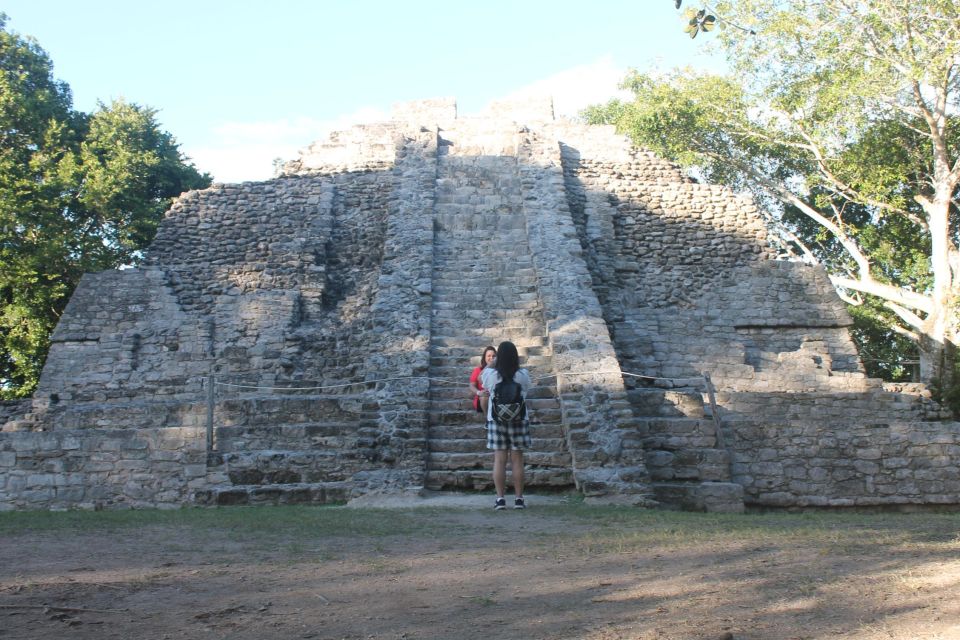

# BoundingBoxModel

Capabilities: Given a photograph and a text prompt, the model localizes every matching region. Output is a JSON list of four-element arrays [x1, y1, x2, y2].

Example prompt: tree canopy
[[588, 1, 960, 407], [0, 14, 211, 398]]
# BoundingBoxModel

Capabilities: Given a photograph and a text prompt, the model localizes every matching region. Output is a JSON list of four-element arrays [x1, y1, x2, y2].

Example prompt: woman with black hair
[[479, 340, 532, 510], [469, 345, 497, 416]]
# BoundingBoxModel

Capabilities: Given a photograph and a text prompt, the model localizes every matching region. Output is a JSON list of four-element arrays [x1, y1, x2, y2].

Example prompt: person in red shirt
[[469, 345, 497, 416]]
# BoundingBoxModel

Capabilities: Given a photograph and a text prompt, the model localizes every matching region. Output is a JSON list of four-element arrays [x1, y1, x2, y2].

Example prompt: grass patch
[[3, 504, 958, 559], [532, 505, 960, 555], [0, 504, 426, 539]]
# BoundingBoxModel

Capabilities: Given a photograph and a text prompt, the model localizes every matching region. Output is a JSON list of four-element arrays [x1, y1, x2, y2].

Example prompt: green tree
[[590, 1, 960, 400], [0, 15, 210, 397]]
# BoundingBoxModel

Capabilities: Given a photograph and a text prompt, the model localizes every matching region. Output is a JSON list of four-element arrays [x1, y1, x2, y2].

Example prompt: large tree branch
[[776, 224, 820, 264], [831, 275, 933, 315], [884, 317, 921, 343], [835, 288, 862, 307], [883, 300, 926, 335], [705, 151, 937, 314]]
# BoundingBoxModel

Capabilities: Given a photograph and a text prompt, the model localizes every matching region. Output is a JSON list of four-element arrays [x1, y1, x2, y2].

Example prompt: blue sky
[[3, 1, 722, 182]]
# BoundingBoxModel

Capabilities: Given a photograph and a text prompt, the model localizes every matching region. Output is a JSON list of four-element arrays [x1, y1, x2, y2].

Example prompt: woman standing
[[469, 345, 497, 416], [480, 340, 531, 510]]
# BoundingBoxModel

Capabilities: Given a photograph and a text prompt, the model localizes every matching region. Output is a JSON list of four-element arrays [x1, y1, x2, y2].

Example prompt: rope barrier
[[212, 375, 464, 392], [202, 369, 702, 393]]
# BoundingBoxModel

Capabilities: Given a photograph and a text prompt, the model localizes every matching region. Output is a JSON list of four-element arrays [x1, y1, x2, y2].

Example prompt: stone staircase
[[624, 380, 744, 511], [194, 393, 375, 506], [424, 146, 573, 492]]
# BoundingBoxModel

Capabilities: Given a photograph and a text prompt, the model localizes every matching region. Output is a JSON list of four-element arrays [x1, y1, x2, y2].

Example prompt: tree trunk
[[919, 300, 959, 414]]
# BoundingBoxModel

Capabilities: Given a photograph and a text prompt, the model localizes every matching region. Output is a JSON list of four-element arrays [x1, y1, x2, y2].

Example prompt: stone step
[[427, 360, 554, 377], [433, 244, 532, 256], [433, 269, 537, 282], [432, 309, 542, 322], [432, 281, 538, 293], [430, 335, 547, 349], [214, 401, 371, 428], [429, 406, 564, 426], [429, 367, 557, 381], [626, 388, 706, 418], [431, 293, 539, 305], [432, 272, 536, 283], [428, 450, 571, 471], [651, 481, 744, 513], [214, 422, 386, 457], [433, 199, 523, 210], [627, 417, 718, 438], [208, 449, 349, 481], [430, 382, 557, 399], [430, 354, 549, 368], [434, 217, 524, 230], [429, 420, 565, 439], [643, 447, 731, 482], [433, 299, 540, 311], [710, 389, 928, 421], [426, 373, 555, 391], [430, 323, 545, 336], [429, 397, 559, 413], [428, 437, 567, 454], [431, 326, 546, 341], [433, 252, 536, 264], [193, 481, 351, 507], [424, 468, 575, 492]]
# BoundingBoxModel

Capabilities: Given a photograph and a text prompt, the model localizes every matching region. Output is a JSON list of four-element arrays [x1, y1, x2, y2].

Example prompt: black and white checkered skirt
[[486, 419, 532, 451]]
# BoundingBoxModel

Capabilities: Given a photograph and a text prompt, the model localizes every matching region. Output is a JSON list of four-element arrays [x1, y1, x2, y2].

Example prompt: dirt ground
[[1, 498, 958, 640]]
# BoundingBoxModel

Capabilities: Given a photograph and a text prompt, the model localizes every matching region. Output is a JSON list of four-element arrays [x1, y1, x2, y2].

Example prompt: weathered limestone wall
[[284, 125, 400, 175], [355, 127, 440, 491], [727, 420, 960, 507], [558, 128, 931, 414], [391, 97, 457, 128], [518, 127, 656, 505], [0, 427, 207, 510], [556, 121, 955, 510]]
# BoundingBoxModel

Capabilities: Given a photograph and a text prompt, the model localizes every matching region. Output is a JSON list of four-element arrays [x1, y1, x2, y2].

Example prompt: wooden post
[[206, 374, 215, 453], [703, 373, 737, 482], [703, 373, 726, 449]]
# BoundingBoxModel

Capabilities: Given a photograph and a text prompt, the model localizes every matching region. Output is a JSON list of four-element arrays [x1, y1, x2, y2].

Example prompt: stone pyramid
[[1, 97, 956, 512]]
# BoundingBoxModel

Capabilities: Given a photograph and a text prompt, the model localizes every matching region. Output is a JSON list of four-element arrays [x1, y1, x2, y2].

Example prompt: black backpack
[[492, 376, 526, 425]]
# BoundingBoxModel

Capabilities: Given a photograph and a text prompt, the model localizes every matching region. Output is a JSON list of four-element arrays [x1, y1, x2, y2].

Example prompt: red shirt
[[470, 366, 485, 411]]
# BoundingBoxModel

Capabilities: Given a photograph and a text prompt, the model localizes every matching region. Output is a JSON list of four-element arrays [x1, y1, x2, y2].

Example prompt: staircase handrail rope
[[203, 370, 708, 393]]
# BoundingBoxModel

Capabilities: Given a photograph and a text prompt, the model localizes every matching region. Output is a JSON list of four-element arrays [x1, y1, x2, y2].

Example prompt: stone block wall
[[392, 97, 457, 127], [727, 420, 960, 507], [0, 427, 207, 510], [283, 124, 401, 175], [560, 131, 893, 392], [355, 128, 440, 490], [278, 172, 393, 387]]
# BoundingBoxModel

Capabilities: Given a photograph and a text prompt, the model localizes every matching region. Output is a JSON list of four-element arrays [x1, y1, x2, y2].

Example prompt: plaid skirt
[[486, 419, 532, 451]]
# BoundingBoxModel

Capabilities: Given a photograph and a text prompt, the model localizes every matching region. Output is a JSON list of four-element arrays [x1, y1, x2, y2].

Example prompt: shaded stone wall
[[0, 428, 208, 510], [519, 127, 656, 505], [558, 129, 929, 410]]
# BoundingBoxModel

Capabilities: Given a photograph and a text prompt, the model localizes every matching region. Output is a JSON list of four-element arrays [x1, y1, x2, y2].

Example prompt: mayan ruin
[[1, 97, 957, 512]]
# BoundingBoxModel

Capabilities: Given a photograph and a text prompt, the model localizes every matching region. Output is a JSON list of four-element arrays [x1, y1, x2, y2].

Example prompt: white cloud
[[184, 107, 388, 184]]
